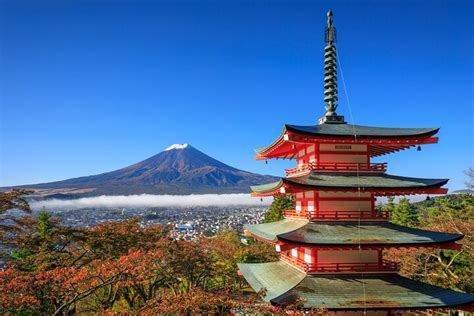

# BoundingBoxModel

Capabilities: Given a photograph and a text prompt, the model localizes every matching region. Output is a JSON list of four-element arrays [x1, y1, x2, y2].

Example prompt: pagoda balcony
[[279, 253, 399, 274], [283, 209, 389, 221], [285, 162, 387, 177]]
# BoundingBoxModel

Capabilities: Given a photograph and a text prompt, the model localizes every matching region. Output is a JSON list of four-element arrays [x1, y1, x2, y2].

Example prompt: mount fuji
[[10, 144, 277, 197]]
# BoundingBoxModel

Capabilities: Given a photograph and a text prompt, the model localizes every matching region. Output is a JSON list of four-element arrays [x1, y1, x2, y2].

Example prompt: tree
[[385, 196, 396, 213], [264, 194, 294, 223], [386, 194, 473, 293], [37, 210, 53, 238], [0, 189, 33, 214], [390, 197, 418, 228], [2, 212, 83, 271]]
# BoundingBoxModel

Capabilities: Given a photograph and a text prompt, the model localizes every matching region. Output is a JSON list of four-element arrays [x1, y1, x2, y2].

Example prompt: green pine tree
[[264, 195, 294, 223], [391, 197, 418, 227], [376, 196, 394, 216], [37, 209, 53, 238], [385, 196, 396, 214]]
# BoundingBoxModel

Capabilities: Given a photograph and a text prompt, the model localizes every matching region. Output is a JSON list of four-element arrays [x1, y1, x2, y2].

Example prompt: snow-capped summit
[[11, 143, 278, 195], [164, 143, 189, 151]]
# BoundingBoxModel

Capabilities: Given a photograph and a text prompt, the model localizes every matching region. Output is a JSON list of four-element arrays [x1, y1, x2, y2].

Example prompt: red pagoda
[[238, 11, 474, 314]]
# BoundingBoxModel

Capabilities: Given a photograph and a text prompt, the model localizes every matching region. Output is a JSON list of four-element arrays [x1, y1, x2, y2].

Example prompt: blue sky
[[1, 0, 472, 191]]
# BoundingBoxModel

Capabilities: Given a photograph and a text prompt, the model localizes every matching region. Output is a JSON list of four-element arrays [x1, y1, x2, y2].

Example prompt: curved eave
[[238, 261, 474, 310], [276, 221, 464, 247], [255, 126, 287, 160], [251, 180, 284, 197], [237, 261, 306, 302], [285, 124, 439, 139], [244, 219, 308, 244], [255, 124, 440, 160], [284, 174, 449, 193], [251, 174, 449, 197], [245, 220, 463, 248]]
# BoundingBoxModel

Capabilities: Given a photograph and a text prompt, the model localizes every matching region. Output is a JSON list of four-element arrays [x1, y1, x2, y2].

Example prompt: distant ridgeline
[[4, 144, 277, 197]]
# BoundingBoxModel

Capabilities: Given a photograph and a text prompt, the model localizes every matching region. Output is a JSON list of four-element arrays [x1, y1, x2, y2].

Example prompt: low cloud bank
[[29, 194, 435, 210], [30, 194, 273, 210]]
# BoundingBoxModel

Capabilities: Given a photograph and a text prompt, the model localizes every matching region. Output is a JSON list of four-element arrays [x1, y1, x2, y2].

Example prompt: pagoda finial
[[319, 10, 345, 124]]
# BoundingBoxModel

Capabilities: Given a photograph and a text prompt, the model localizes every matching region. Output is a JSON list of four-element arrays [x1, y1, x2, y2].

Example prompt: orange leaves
[[1, 219, 286, 314], [0, 269, 40, 312], [141, 288, 269, 314]]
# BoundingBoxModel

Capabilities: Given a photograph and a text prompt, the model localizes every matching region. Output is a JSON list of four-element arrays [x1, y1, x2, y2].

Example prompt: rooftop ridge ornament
[[319, 10, 346, 125]]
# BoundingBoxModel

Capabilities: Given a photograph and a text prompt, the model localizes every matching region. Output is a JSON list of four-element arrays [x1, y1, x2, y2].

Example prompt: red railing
[[279, 253, 399, 273], [285, 162, 387, 177], [283, 209, 311, 219], [313, 210, 389, 220], [285, 163, 314, 177], [283, 209, 389, 220]]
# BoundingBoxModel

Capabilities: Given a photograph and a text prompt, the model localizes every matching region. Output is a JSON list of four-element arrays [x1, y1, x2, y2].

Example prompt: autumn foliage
[[384, 194, 474, 294], [1, 191, 472, 314], [0, 211, 277, 314]]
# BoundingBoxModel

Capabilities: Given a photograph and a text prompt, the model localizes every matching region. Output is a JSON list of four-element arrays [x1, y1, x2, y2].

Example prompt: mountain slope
[[14, 144, 277, 195]]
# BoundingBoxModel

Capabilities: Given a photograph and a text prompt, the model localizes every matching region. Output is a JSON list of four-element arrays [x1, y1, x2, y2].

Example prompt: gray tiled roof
[[245, 220, 463, 246], [251, 173, 448, 193], [245, 219, 308, 242], [237, 261, 306, 301], [276, 221, 464, 246], [256, 124, 439, 154], [285, 124, 439, 138], [238, 261, 474, 310]]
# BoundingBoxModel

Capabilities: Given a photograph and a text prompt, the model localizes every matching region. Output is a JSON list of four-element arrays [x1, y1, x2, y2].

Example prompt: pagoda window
[[291, 248, 298, 258], [296, 201, 302, 211], [295, 192, 305, 211], [293, 191, 318, 215], [304, 248, 313, 263], [298, 149, 306, 158]]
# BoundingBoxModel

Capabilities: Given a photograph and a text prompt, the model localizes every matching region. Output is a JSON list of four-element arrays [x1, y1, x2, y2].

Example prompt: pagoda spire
[[319, 10, 345, 124]]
